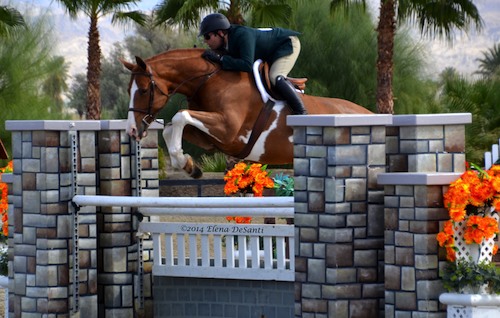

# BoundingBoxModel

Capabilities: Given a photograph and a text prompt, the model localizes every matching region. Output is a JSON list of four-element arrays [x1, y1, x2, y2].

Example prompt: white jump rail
[[72, 195, 295, 282], [484, 138, 500, 169]]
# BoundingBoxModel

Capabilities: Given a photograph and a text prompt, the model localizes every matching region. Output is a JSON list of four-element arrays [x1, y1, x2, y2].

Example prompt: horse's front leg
[[162, 123, 192, 173], [163, 110, 226, 179]]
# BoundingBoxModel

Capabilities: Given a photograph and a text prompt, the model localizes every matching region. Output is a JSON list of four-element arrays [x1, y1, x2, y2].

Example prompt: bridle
[[128, 72, 168, 128], [128, 68, 220, 132]]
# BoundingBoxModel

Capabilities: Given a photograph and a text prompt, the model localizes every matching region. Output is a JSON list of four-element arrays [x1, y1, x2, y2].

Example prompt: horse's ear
[[135, 56, 147, 71], [120, 58, 135, 71]]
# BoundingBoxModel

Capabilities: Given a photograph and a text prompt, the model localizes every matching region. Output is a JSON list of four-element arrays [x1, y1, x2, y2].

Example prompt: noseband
[[128, 69, 220, 131]]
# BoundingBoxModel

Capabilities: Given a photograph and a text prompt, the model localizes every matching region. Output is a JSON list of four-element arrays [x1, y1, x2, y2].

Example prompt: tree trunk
[[226, 0, 245, 25], [86, 14, 101, 120], [376, 0, 396, 114]]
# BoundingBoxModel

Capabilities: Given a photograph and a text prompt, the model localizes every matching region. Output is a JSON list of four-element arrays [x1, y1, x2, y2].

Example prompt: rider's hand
[[202, 50, 222, 65]]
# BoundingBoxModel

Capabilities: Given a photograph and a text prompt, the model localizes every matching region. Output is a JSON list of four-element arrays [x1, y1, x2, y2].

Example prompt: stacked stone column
[[7, 122, 77, 316], [379, 113, 470, 318], [6, 120, 160, 317], [288, 115, 391, 318]]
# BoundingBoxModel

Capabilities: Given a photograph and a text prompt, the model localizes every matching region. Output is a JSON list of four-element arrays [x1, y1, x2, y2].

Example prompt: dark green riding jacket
[[220, 25, 300, 73]]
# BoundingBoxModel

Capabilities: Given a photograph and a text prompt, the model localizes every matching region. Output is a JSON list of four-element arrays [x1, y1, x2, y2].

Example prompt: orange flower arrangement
[[226, 216, 252, 224], [224, 162, 274, 197], [437, 163, 500, 262], [223, 162, 274, 224], [0, 161, 13, 236]]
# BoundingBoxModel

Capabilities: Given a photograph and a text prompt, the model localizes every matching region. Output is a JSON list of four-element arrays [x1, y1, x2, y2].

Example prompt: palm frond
[[250, 4, 292, 27], [112, 11, 147, 26], [397, 0, 482, 41], [0, 5, 26, 38], [155, 0, 219, 29], [330, 0, 366, 15], [475, 43, 500, 79]]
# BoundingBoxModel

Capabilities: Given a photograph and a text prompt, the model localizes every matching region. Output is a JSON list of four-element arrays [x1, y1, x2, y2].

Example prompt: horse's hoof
[[183, 156, 203, 179], [190, 167, 203, 179]]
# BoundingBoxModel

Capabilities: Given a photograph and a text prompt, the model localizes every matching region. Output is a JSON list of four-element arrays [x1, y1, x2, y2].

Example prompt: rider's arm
[[220, 27, 256, 73]]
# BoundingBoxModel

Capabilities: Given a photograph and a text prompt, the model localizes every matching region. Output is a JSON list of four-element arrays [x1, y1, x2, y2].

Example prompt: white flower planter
[[439, 216, 500, 317], [440, 293, 500, 318], [453, 217, 497, 264]]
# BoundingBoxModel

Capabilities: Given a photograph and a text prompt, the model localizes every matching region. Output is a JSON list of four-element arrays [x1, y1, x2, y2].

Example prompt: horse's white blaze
[[163, 111, 222, 170], [240, 103, 286, 162], [126, 82, 138, 137]]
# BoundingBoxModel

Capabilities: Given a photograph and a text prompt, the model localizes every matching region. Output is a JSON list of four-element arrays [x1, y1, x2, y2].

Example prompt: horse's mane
[[146, 48, 205, 63]]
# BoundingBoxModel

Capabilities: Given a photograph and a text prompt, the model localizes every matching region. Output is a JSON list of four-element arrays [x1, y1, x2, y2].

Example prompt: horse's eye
[[138, 88, 148, 95]]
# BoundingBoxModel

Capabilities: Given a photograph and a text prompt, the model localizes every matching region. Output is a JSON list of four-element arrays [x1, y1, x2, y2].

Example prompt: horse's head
[[121, 56, 170, 140]]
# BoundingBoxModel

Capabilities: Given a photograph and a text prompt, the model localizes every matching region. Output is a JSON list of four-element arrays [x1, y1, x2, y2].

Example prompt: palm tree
[[55, 0, 147, 119], [331, 0, 482, 114], [154, 0, 294, 27], [42, 56, 69, 114], [476, 43, 500, 79], [0, 5, 26, 38]]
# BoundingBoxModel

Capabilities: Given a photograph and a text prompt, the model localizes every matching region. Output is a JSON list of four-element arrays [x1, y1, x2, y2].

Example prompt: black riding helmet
[[199, 13, 230, 36]]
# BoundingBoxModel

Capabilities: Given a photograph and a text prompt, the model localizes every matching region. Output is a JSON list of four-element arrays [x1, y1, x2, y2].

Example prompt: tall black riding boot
[[274, 76, 307, 115]]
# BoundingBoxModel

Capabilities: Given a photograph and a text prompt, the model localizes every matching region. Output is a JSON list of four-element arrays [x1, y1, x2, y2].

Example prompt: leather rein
[[128, 68, 220, 129]]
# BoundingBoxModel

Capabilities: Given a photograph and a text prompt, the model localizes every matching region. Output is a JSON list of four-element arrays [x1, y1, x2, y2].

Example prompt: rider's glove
[[202, 50, 222, 65]]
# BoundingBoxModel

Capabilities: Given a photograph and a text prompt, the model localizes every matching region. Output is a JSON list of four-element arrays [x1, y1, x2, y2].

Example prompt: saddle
[[258, 62, 307, 98]]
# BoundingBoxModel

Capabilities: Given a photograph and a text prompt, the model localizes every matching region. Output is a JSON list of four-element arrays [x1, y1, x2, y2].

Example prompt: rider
[[199, 13, 307, 115]]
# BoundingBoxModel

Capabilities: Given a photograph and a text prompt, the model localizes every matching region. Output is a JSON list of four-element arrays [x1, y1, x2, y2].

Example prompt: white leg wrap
[[163, 123, 187, 169]]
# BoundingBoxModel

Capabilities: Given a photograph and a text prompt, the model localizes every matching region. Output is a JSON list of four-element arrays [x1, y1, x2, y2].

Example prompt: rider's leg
[[273, 76, 307, 115], [269, 36, 301, 85], [269, 36, 307, 115]]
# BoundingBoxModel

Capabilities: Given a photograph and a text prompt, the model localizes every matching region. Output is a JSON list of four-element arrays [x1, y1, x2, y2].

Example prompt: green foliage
[[100, 43, 133, 119], [158, 147, 167, 179], [199, 152, 227, 173], [154, 0, 295, 29], [0, 247, 6, 276], [442, 259, 500, 294], [292, 0, 433, 113], [273, 173, 294, 196], [55, 0, 148, 119], [293, 1, 376, 109], [397, 0, 482, 41], [437, 70, 500, 165], [124, 22, 197, 59], [42, 55, 69, 114], [476, 43, 500, 79], [66, 23, 194, 121], [67, 74, 87, 119], [0, 4, 26, 38], [391, 27, 438, 114], [0, 8, 66, 166]]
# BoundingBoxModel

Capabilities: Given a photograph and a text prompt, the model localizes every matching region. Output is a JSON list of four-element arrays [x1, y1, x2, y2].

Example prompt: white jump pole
[[72, 195, 294, 209], [136, 207, 294, 217]]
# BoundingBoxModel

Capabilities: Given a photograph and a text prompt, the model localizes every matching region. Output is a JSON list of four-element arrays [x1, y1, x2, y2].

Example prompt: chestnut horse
[[122, 48, 372, 178]]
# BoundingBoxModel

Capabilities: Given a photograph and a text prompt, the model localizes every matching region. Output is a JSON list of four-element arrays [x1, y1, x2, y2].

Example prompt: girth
[[235, 99, 275, 159], [235, 62, 307, 159]]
